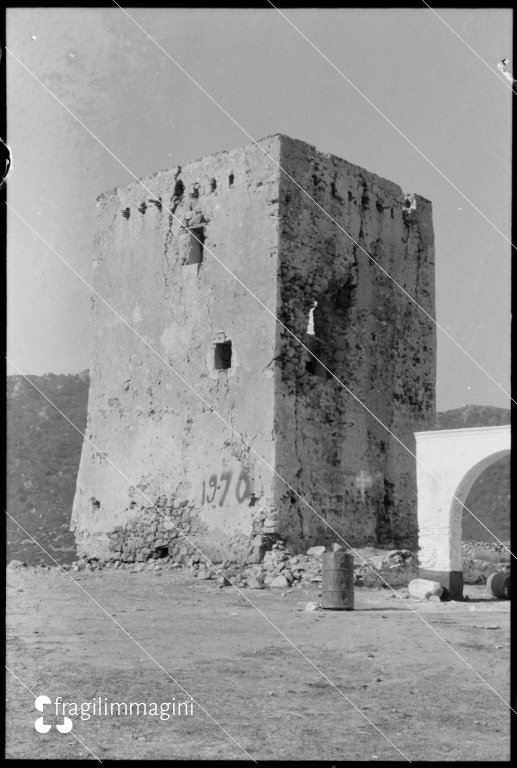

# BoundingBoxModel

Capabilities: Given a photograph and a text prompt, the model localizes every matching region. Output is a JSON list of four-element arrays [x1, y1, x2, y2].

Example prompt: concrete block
[[408, 578, 443, 600]]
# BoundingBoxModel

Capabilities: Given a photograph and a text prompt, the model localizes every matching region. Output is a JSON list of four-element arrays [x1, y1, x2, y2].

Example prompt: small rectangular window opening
[[214, 341, 232, 370], [186, 227, 205, 265], [304, 335, 329, 379]]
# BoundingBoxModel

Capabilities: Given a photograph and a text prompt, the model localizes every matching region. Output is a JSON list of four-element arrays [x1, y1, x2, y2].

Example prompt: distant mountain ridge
[[7, 372, 89, 564], [436, 404, 511, 430], [6, 374, 511, 563]]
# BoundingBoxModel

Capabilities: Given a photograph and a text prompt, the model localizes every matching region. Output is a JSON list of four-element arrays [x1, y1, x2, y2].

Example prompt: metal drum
[[321, 551, 354, 610], [487, 572, 510, 599]]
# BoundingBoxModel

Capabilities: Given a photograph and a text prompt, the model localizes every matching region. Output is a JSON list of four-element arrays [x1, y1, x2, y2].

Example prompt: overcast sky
[[6, 7, 512, 411]]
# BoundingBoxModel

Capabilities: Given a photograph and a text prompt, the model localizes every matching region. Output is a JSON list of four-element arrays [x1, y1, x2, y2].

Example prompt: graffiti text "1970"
[[201, 470, 251, 506]]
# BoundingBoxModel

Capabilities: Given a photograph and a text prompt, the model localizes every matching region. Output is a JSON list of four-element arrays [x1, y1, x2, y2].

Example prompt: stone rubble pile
[[9, 540, 510, 589], [461, 540, 511, 585], [37, 539, 420, 590], [182, 540, 321, 589], [10, 539, 510, 589], [353, 548, 418, 588], [462, 540, 510, 560], [175, 541, 419, 590]]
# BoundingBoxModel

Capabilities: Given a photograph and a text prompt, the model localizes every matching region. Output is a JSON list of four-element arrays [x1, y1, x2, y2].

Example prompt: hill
[[6, 378, 511, 563], [6, 372, 89, 564], [436, 404, 511, 430]]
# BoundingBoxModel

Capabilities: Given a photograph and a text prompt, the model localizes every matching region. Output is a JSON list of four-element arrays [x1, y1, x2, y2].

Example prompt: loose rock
[[270, 574, 289, 589], [247, 574, 265, 589], [306, 546, 326, 558]]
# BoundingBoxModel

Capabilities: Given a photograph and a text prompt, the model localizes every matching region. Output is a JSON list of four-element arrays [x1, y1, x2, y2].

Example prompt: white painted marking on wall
[[307, 301, 317, 335], [355, 470, 372, 502]]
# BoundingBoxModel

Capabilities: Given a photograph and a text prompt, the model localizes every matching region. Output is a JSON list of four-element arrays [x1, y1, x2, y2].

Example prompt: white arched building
[[415, 425, 510, 599]]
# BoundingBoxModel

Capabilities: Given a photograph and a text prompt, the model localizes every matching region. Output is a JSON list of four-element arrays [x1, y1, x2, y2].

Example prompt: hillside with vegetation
[[6, 372, 89, 564], [6, 376, 511, 563], [463, 455, 510, 541], [436, 404, 511, 430]]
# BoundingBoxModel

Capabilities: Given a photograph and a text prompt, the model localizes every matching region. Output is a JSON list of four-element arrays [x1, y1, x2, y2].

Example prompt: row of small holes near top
[[121, 173, 234, 218]]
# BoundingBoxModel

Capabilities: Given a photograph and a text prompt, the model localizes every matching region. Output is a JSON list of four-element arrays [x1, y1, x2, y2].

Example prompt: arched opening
[[416, 425, 510, 601], [463, 454, 510, 542], [449, 449, 510, 576]]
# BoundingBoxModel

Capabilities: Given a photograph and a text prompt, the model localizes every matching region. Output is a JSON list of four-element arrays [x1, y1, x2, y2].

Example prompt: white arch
[[415, 425, 510, 599]]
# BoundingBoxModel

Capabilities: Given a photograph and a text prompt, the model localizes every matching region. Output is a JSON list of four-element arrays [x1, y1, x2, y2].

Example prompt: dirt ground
[[5, 567, 510, 762]]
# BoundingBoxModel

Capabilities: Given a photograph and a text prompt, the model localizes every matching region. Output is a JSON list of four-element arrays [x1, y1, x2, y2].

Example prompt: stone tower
[[72, 135, 436, 564]]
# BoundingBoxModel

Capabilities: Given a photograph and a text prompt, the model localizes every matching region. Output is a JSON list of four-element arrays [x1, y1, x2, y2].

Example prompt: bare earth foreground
[[6, 567, 510, 761]]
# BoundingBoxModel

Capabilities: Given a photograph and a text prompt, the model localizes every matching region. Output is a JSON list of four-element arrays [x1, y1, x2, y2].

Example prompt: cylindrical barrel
[[321, 551, 354, 610], [487, 572, 510, 599]]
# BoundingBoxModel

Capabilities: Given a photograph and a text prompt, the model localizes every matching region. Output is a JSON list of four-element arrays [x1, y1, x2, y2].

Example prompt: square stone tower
[[71, 135, 436, 564]]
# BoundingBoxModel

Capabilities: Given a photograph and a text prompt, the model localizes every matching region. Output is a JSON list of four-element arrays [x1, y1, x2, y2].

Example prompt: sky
[[6, 6, 512, 411]]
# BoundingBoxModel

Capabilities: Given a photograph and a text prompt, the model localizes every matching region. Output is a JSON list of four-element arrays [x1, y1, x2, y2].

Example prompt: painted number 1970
[[201, 470, 251, 506]]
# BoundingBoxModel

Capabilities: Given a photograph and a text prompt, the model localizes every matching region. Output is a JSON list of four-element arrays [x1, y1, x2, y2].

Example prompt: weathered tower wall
[[72, 134, 436, 563], [272, 137, 435, 551], [72, 138, 283, 562]]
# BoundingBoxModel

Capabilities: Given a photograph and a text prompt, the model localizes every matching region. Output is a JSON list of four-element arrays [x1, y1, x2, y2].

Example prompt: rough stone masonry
[[71, 135, 436, 564]]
